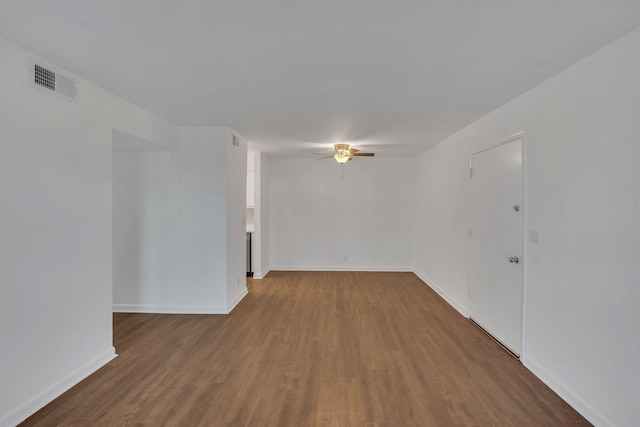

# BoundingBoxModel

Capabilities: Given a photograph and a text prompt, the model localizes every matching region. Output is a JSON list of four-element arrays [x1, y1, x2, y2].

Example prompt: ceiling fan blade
[[315, 155, 334, 160], [352, 152, 375, 157], [347, 148, 359, 154]]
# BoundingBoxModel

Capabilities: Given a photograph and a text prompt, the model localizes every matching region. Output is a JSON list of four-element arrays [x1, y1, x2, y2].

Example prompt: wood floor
[[21, 272, 590, 426]]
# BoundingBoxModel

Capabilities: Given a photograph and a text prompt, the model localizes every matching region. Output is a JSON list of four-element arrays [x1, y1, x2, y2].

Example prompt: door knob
[[509, 256, 520, 264]]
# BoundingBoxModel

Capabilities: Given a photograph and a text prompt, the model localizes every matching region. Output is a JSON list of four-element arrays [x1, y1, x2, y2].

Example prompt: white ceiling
[[2, 1, 640, 156]]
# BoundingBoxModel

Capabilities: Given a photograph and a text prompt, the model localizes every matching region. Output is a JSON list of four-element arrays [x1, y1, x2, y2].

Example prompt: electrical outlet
[[236, 277, 240, 287]]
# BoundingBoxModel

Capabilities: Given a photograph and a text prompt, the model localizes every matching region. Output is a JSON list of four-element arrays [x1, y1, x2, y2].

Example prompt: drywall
[[0, 36, 176, 426], [256, 153, 271, 277], [413, 26, 640, 427], [413, 137, 471, 314], [269, 156, 414, 270], [226, 130, 249, 308], [112, 127, 247, 313], [248, 151, 271, 279], [247, 151, 259, 276]]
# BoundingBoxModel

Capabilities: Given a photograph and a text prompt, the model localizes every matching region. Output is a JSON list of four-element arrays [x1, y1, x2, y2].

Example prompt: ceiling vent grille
[[30, 59, 78, 102]]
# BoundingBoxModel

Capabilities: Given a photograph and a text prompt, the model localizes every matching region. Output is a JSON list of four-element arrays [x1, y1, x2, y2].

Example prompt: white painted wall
[[248, 151, 259, 276], [247, 151, 255, 208], [413, 26, 640, 427], [269, 156, 414, 271], [226, 130, 249, 308], [0, 36, 176, 426], [257, 153, 271, 277], [112, 127, 247, 314], [248, 151, 271, 279]]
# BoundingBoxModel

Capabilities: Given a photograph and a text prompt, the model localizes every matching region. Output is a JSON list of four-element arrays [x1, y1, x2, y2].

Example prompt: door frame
[[467, 130, 529, 358]]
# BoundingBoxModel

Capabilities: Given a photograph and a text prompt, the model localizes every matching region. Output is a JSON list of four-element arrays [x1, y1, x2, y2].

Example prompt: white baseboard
[[113, 291, 249, 315], [1, 347, 116, 427], [253, 268, 271, 279], [412, 269, 469, 317], [521, 355, 614, 427], [113, 304, 228, 314], [269, 265, 413, 272], [226, 287, 248, 313]]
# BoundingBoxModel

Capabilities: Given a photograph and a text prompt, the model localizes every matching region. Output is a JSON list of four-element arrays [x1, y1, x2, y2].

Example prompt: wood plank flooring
[[21, 272, 590, 426]]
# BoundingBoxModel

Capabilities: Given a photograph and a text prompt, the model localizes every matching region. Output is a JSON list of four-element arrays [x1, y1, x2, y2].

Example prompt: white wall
[[248, 152, 272, 279], [248, 152, 260, 276], [226, 130, 249, 308], [112, 127, 247, 314], [269, 156, 414, 271], [0, 36, 176, 426], [413, 27, 640, 427], [413, 137, 471, 314], [257, 153, 271, 277]]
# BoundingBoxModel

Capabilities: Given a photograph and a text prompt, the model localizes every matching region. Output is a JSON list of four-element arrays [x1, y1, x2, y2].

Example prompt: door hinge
[[468, 228, 472, 238], [469, 168, 473, 178], [468, 288, 471, 298]]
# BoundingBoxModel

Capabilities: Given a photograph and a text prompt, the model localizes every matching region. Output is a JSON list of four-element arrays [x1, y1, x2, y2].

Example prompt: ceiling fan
[[314, 144, 375, 164]]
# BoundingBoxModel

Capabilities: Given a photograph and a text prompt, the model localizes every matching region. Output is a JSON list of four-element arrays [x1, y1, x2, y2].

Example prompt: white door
[[469, 137, 523, 355]]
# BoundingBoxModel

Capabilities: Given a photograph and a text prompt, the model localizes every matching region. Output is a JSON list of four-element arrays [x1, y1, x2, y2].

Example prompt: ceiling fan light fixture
[[334, 152, 351, 164], [315, 143, 373, 164]]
